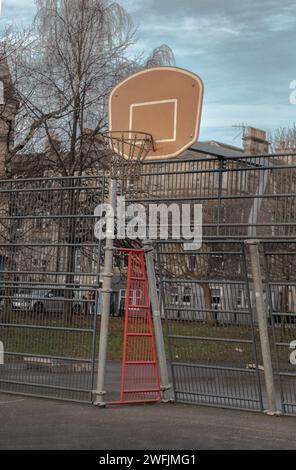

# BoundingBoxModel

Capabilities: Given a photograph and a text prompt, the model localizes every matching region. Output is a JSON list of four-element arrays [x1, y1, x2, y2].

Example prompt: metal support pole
[[245, 240, 279, 415], [94, 179, 117, 406], [143, 240, 173, 402]]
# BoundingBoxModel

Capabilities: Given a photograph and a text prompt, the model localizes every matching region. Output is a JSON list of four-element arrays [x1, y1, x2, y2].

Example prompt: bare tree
[[144, 45, 175, 69], [270, 125, 296, 154], [2, 0, 174, 177], [0, 0, 175, 318]]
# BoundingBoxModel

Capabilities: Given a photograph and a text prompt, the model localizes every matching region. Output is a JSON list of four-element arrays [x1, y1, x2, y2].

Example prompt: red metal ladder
[[114, 249, 161, 404]]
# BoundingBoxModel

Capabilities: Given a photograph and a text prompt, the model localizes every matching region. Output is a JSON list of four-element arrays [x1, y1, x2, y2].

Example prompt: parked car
[[2, 287, 84, 314]]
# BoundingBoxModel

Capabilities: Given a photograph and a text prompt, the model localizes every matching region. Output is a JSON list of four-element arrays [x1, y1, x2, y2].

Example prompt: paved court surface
[[0, 393, 295, 450]]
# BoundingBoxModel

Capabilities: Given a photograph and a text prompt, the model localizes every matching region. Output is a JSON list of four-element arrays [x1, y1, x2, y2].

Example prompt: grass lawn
[[0, 312, 294, 371]]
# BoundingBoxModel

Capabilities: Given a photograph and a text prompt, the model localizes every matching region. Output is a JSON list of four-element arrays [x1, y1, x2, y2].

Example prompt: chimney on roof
[[243, 127, 269, 155]]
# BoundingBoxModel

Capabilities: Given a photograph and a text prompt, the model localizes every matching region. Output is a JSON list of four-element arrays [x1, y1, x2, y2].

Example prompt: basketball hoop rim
[[102, 130, 156, 153]]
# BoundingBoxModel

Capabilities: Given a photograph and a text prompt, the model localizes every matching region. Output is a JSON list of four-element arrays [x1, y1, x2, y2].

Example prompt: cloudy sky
[[1, 0, 296, 145]]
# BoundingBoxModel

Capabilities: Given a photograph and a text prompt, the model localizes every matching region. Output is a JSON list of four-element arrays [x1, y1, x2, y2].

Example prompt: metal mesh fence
[[0, 150, 296, 412], [130, 153, 296, 240], [157, 241, 263, 410], [130, 152, 296, 413], [263, 241, 296, 415], [0, 176, 106, 402]]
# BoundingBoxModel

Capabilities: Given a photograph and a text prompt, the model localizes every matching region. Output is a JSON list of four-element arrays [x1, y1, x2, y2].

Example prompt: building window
[[170, 288, 178, 304], [239, 170, 249, 192], [33, 211, 50, 230], [189, 255, 197, 271], [237, 289, 245, 308], [182, 286, 192, 304], [211, 287, 222, 307]]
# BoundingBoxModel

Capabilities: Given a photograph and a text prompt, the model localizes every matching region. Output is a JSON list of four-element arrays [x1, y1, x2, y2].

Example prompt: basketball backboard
[[109, 66, 204, 160]]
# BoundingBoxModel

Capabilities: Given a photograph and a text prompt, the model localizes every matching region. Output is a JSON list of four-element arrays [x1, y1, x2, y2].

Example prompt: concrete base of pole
[[92, 390, 107, 407], [264, 410, 282, 417], [93, 401, 107, 408]]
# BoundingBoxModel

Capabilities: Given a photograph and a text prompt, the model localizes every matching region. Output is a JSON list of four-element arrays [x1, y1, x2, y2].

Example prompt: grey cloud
[[1, 0, 35, 25], [2, 0, 296, 144], [121, 0, 296, 143]]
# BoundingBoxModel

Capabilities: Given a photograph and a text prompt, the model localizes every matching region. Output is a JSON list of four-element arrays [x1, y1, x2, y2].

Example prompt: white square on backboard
[[129, 99, 177, 143]]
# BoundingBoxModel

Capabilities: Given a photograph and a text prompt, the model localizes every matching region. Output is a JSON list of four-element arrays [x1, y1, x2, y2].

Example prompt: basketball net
[[102, 131, 154, 184]]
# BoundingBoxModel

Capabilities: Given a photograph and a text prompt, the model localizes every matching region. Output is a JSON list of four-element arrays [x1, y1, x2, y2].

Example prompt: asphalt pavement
[[0, 393, 295, 450]]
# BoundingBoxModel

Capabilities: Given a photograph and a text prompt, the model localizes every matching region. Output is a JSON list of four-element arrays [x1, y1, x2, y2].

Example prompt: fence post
[[0, 341, 4, 365], [245, 240, 279, 415], [143, 240, 173, 402], [94, 179, 117, 406]]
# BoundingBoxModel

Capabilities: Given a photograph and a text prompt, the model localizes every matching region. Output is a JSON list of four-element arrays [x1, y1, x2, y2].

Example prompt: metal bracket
[[100, 272, 113, 278], [92, 389, 106, 396], [160, 384, 172, 392], [101, 289, 112, 294], [104, 246, 114, 252], [142, 240, 154, 253]]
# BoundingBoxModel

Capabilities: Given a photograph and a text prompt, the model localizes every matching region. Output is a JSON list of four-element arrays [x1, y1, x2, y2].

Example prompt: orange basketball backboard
[[109, 66, 204, 160]]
